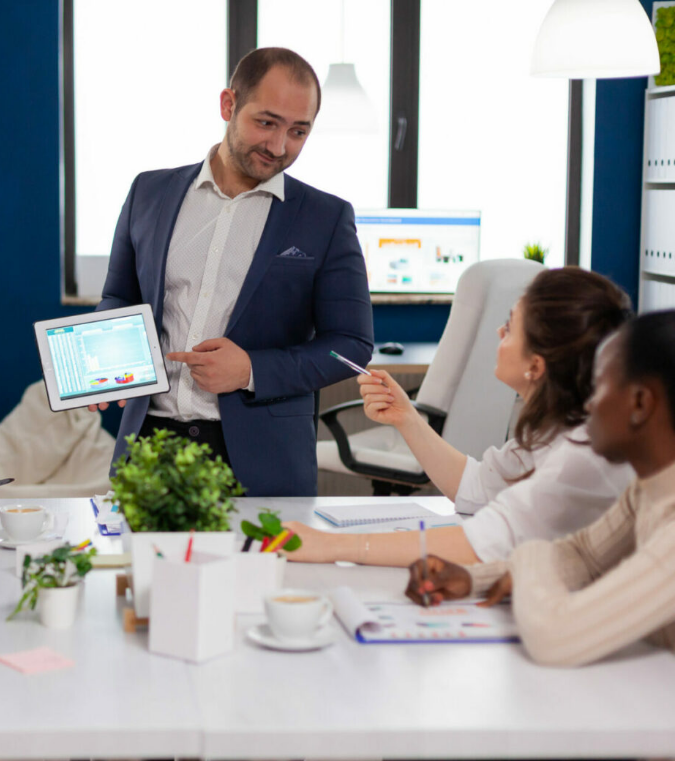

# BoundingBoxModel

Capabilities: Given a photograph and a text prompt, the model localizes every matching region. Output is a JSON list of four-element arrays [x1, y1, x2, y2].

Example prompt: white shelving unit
[[639, 1, 675, 312]]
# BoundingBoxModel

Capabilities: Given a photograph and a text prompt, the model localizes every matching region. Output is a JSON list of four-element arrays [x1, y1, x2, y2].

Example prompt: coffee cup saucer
[[0, 529, 57, 550], [246, 623, 337, 652]]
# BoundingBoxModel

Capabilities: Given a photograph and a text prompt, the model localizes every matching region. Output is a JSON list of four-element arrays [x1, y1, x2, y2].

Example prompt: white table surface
[[1, 496, 675, 760]]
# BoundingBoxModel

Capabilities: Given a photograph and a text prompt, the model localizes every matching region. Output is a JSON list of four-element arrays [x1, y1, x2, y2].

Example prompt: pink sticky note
[[0, 647, 75, 675]]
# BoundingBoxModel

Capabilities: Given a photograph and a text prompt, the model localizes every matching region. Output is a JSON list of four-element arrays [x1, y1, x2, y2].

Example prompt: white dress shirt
[[457, 424, 635, 563], [149, 145, 285, 422]]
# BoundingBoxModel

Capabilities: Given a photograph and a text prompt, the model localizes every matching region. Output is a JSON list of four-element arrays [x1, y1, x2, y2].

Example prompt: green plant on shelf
[[655, 5, 675, 87], [523, 242, 548, 264]]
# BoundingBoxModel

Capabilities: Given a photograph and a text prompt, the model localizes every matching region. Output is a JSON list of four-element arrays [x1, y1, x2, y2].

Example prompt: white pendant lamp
[[318, 63, 378, 133], [316, 0, 378, 133], [531, 0, 660, 79]]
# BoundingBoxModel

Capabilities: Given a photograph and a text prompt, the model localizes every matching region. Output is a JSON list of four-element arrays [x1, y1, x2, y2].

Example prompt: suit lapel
[[226, 174, 304, 337], [151, 163, 202, 327]]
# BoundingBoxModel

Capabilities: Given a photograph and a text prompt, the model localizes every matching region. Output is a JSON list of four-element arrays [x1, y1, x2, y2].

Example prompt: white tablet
[[34, 304, 170, 412]]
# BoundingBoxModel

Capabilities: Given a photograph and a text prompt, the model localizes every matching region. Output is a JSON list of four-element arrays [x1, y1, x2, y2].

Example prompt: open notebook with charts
[[331, 586, 518, 644]]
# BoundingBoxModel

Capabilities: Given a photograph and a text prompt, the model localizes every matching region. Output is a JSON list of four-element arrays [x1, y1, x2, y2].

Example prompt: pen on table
[[184, 529, 195, 563], [0, 478, 14, 487], [419, 520, 430, 608], [152, 543, 165, 559]]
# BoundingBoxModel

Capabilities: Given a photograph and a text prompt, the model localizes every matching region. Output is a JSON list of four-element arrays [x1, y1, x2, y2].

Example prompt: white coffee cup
[[0, 505, 53, 542], [264, 588, 333, 642]]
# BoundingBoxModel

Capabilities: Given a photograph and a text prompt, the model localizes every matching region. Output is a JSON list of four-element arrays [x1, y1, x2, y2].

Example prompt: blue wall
[[590, 0, 653, 310], [0, 0, 650, 428]]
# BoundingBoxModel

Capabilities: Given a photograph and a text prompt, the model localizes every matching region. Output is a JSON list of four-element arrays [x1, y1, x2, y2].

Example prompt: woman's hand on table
[[405, 554, 473, 606], [282, 521, 344, 563], [357, 370, 417, 429]]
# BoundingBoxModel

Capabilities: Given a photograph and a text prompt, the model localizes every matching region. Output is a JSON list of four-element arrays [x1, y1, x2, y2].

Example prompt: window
[[257, 0, 391, 208], [418, 0, 570, 268], [71, 0, 227, 296], [64, 0, 573, 299]]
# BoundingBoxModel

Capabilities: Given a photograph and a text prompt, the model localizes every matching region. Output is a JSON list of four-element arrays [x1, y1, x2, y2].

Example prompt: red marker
[[184, 529, 195, 562], [260, 536, 271, 553]]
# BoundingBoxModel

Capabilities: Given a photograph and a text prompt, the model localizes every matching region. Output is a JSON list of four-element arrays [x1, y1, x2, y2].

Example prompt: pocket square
[[277, 246, 313, 259]]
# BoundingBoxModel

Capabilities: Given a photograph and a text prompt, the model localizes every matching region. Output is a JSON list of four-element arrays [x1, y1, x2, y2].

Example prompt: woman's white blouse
[[457, 425, 635, 563]]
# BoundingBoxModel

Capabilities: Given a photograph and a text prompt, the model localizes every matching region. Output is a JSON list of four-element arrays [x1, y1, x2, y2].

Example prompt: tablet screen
[[46, 313, 158, 401]]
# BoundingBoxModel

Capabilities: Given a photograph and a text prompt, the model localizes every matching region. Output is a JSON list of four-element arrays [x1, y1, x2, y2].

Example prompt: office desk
[[369, 342, 438, 374], [1, 497, 675, 760]]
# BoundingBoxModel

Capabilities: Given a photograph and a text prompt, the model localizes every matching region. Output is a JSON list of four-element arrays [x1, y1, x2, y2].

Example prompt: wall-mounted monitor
[[355, 209, 481, 295]]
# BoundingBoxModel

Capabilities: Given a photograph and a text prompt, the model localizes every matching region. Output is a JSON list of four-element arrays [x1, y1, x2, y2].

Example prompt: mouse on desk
[[379, 342, 405, 355]]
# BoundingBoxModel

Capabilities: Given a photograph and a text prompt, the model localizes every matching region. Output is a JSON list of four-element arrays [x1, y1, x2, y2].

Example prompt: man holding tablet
[[95, 47, 373, 496]]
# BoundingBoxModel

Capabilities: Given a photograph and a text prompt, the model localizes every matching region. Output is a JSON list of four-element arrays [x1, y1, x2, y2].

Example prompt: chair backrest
[[416, 259, 544, 459]]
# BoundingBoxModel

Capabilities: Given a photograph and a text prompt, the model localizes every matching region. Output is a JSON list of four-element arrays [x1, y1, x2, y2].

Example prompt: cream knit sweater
[[468, 460, 675, 667]]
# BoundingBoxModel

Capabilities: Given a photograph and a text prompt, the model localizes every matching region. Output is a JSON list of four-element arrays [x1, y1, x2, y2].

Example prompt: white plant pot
[[234, 553, 286, 613], [38, 583, 80, 629], [121, 522, 235, 618]]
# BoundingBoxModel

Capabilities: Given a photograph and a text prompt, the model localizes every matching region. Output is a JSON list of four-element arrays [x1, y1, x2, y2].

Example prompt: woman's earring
[[525, 371, 533, 380]]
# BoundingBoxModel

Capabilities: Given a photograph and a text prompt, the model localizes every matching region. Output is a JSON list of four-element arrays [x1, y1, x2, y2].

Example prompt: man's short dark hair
[[230, 47, 321, 115]]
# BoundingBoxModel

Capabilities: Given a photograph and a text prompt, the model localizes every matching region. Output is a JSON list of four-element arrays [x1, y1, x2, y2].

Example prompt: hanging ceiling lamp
[[531, 0, 660, 79], [317, 1, 378, 133]]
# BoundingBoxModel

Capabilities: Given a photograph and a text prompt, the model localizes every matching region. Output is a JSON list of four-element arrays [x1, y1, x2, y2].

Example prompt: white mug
[[0, 505, 53, 542], [264, 588, 333, 642]]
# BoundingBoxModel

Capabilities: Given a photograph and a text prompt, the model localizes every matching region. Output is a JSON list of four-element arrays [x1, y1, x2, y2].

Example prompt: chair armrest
[[319, 400, 366, 473], [319, 400, 446, 485], [411, 402, 446, 435]]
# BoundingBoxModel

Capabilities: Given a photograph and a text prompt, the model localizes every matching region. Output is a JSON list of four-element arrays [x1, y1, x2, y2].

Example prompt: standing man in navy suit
[[95, 47, 373, 496]]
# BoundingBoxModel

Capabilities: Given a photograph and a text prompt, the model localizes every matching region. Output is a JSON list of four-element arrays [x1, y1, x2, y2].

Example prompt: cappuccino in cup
[[264, 589, 333, 641], [0, 505, 52, 542]]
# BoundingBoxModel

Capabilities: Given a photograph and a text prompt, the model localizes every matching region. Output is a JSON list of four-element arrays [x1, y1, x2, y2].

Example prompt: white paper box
[[121, 524, 235, 617], [149, 551, 235, 663], [234, 554, 286, 613]]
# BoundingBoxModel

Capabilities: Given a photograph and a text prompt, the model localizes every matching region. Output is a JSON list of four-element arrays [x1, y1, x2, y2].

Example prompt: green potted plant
[[111, 429, 244, 617], [7, 542, 97, 629], [523, 242, 548, 264]]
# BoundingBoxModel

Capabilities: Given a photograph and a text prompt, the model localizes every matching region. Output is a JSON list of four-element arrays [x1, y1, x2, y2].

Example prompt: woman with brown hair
[[285, 267, 635, 567], [406, 310, 675, 667]]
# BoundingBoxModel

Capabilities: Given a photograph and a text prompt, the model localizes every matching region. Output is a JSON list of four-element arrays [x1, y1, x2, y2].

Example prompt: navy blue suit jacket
[[99, 163, 373, 496]]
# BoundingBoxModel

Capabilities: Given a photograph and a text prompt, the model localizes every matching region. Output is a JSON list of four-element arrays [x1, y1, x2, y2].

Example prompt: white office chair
[[317, 258, 544, 495], [0, 381, 115, 498]]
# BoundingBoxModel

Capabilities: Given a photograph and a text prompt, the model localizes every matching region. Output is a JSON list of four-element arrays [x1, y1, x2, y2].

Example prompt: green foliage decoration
[[241, 508, 302, 552], [7, 543, 97, 620], [523, 242, 548, 264], [111, 429, 244, 533], [655, 6, 675, 87]]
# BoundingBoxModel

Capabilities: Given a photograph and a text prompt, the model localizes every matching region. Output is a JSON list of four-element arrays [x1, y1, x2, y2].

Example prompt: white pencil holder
[[234, 553, 286, 613], [149, 551, 235, 663]]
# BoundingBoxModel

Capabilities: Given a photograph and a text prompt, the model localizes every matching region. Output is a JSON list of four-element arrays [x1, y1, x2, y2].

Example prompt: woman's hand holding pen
[[358, 370, 417, 428], [406, 555, 513, 608], [405, 554, 472, 606]]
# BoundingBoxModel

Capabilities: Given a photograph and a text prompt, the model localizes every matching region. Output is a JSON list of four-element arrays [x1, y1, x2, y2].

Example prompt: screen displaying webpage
[[356, 209, 481, 294], [46, 314, 158, 400]]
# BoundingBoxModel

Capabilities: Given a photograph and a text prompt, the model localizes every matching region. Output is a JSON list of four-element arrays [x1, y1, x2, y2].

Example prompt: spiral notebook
[[314, 502, 439, 528]]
